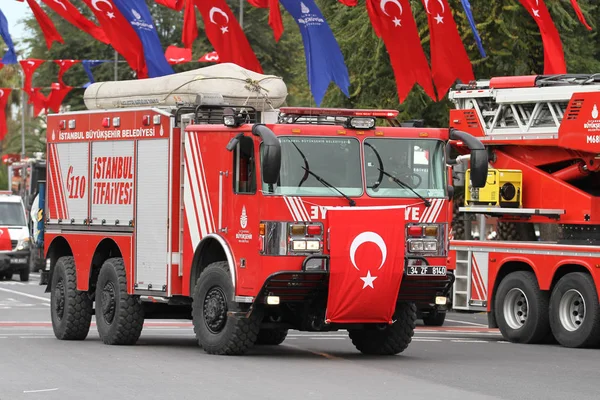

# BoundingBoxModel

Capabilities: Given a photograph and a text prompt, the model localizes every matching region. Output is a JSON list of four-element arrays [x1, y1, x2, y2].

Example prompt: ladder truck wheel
[[255, 328, 288, 345], [95, 257, 145, 345], [50, 256, 93, 340], [494, 271, 550, 344], [549, 272, 600, 348], [348, 302, 416, 355], [192, 261, 262, 355], [496, 222, 537, 241]]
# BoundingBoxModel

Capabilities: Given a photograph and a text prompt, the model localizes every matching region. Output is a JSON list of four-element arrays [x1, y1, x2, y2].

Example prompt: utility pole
[[114, 49, 118, 81], [239, 0, 244, 29]]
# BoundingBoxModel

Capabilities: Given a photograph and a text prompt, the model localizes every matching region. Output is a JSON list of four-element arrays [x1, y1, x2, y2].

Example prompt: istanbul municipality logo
[[240, 206, 248, 229]]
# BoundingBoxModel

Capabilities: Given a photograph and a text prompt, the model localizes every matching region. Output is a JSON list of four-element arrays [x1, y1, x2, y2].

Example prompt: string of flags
[[0, 0, 595, 138]]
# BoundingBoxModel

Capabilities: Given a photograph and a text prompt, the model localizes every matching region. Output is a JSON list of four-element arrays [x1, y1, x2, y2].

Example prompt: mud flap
[[325, 206, 406, 324]]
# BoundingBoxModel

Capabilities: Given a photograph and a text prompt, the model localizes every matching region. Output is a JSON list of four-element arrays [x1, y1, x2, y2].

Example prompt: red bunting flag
[[26, 0, 65, 50], [54, 59, 80, 87], [0, 88, 12, 141], [155, 0, 184, 10], [518, 0, 566, 74], [40, 0, 109, 44], [81, 0, 149, 79], [365, 0, 436, 102], [337, 0, 357, 5], [25, 87, 49, 117], [19, 59, 46, 92], [569, 0, 592, 31], [47, 85, 72, 113], [165, 46, 192, 64], [194, 0, 263, 73], [182, 0, 198, 48], [198, 51, 219, 62], [420, 0, 475, 99], [245, 0, 284, 42]]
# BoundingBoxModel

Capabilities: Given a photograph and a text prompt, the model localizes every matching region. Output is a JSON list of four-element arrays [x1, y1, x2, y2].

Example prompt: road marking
[[23, 388, 59, 393], [412, 338, 442, 342], [0, 287, 50, 302], [282, 343, 343, 360], [309, 337, 346, 340], [445, 319, 488, 327], [451, 339, 489, 343]]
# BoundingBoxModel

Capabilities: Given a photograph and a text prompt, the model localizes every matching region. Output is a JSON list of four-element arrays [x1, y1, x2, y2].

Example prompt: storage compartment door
[[135, 139, 169, 291]]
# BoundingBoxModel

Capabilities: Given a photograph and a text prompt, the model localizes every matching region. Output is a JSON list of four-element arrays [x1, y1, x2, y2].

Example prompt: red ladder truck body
[[447, 74, 600, 348], [42, 65, 489, 355]]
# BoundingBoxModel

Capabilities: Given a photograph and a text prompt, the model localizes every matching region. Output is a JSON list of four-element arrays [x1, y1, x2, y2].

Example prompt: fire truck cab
[[43, 65, 489, 355]]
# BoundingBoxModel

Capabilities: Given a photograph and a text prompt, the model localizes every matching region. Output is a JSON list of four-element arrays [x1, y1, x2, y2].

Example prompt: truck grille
[[10, 240, 17, 250], [256, 271, 328, 303]]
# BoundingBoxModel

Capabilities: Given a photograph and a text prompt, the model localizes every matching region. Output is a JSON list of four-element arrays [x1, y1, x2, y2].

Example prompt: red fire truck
[[42, 65, 488, 355], [447, 74, 600, 348]]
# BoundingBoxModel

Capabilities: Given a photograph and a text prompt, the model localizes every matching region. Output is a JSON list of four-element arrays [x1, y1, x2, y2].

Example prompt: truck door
[[225, 134, 260, 291]]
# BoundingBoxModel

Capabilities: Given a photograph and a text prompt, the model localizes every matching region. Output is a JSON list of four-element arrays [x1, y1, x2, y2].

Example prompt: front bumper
[[0, 251, 30, 273]]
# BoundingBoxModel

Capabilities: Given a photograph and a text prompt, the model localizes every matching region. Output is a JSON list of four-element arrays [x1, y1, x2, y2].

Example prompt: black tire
[[494, 271, 550, 344], [256, 328, 288, 345], [348, 302, 416, 355], [192, 261, 262, 355], [50, 256, 93, 340], [422, 310, 446, 327], [549, 272, 600, 348], [95, 258, 144, 345], [20, 268, 29, 282]]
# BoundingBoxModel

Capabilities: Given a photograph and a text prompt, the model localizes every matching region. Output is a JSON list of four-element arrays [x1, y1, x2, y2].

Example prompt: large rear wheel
[[50, 256, 93, 340], [348, 302, 416, 355], [549, 273, 600, 348], [95, 258, 145, 345], [494, 271, 550, 344]]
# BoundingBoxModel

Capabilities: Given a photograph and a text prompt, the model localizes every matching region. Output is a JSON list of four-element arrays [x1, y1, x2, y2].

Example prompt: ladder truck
[[447, 74, 600, 348]]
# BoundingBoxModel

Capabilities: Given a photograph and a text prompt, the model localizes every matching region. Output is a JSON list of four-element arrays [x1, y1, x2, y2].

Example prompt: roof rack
[[454, 74, 600, 91], [277, 107, 399, 127], [173, 104, 258, 126]]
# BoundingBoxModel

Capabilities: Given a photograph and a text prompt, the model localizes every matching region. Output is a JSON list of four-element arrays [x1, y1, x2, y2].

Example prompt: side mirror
[[448, 128, 489, 188], [252, 124, 281, 185], [447, 185, 455, 199]]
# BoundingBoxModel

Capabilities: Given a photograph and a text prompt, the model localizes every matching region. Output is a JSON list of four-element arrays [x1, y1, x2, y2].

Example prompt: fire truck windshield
[[363, 138, 446, 198], [0, 203, 27, 226], [264, 136, 363, 197]]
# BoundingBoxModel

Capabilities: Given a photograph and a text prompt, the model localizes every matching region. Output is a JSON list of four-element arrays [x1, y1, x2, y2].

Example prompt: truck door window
[[233, 135, 256, 194]]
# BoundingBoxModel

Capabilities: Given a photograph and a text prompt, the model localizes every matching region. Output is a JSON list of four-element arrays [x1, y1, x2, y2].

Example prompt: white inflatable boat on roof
[[83, 63, 288, 111]]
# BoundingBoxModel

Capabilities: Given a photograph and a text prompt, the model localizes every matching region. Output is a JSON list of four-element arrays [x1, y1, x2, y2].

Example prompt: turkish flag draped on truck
[[325, 206, 406, 324]]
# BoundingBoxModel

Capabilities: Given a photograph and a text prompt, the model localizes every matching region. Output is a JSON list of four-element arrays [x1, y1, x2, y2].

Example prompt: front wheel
[[422, 309, 446, 327], [494, 271, 550, 344], [256, 328, 288, 345], [348, 302, 416, 355], [192, 261, 262, 355], [549, 272, 600, 348], [95, 258, 145, 345]]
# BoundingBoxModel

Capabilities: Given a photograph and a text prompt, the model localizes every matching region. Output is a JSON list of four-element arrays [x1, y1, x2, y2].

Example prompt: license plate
[[11, 258, 27, 264], [406, 265, 446, 276]]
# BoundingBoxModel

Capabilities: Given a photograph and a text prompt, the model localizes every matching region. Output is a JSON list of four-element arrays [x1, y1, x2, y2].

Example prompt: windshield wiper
[[289, 141, 355, 206], [300, 166, 356, 206], [377, 167, 431, 207]]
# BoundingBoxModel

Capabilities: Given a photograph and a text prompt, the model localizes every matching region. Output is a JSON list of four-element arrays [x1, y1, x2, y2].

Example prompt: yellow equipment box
[[465, 169, 522, 208]]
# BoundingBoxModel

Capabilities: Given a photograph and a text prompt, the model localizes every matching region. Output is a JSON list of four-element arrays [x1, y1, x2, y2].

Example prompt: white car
[[0, 191, 31, 281]]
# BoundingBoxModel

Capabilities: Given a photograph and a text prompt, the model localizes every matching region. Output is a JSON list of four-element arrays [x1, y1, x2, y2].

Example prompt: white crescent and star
[[532, 0, 540, 17], [349, 231, 387, 289], [91, 0, 113, 11], [379, 0, 403, 27], [209, 7, 229, 34], [53, 0, 67, 11], [0, 90, 4, 98], [424, 0, 446, 24]]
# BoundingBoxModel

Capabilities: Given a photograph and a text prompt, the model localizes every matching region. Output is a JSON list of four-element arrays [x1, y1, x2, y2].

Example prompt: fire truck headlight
[[292, 240, 307, 251], [423, 240, 437, 252], [223, 115, 237, 127], [409, 240, 424, 252]]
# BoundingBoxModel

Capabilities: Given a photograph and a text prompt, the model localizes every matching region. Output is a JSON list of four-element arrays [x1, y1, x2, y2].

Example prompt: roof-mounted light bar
[[279, 107, 399, 119]]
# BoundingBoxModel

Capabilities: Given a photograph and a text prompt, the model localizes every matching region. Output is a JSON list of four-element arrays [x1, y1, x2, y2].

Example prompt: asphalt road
[[0, 275, 598, 400]]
